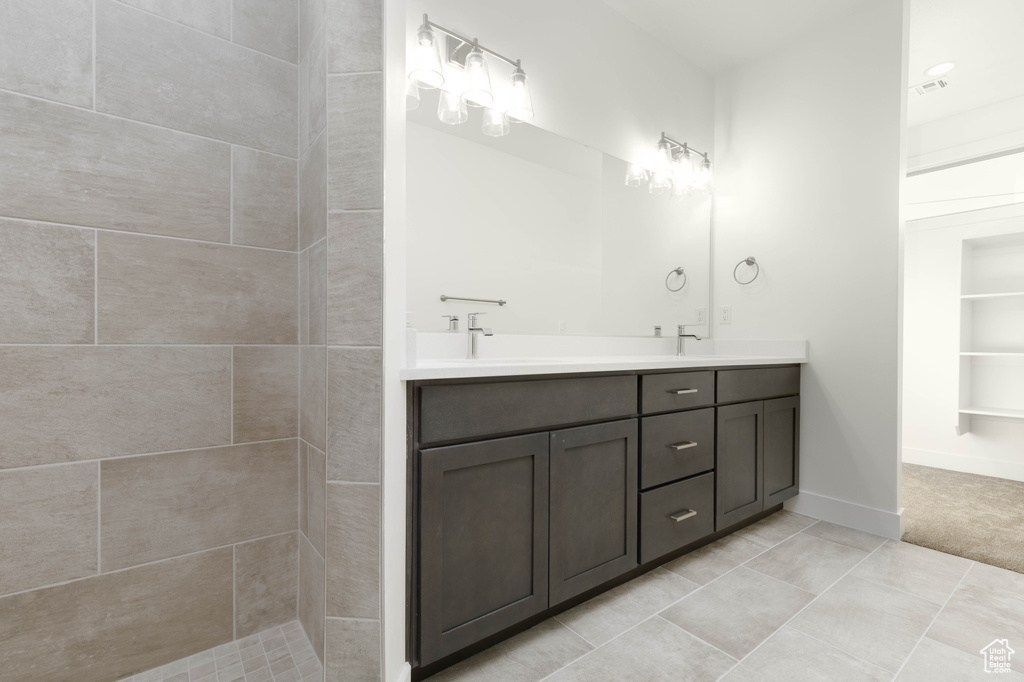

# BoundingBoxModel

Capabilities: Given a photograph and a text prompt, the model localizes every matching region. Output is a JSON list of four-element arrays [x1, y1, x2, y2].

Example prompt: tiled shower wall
[[0, 2, 303, 680]]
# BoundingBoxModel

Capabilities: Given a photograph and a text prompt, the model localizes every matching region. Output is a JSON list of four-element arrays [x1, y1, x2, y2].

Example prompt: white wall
[[905, 152, 1024, 221], [908, 94, 1024, 173], [712, 0, 907, 536], [903, 203, 1024, 482]]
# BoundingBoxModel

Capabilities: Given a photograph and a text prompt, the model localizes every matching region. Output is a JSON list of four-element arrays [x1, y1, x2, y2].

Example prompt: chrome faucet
[[467, 312, 493, 359], [677, 324, 702, 356], [442, 315, 460, 331]]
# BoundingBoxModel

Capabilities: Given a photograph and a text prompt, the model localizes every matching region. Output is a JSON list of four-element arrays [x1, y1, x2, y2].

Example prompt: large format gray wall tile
[[300, 21, 327, 154], [0, 91, 230, 240], [307, 445, 327, 557], [0, 0, 93, 106], [308, 238, 328, 345], [0, 219, 95, 344], [327, 0, 381, 74], [300, 346, 328, 452], [233, 346, 299, 443], [300, 131, 329, 249], [101, 440, 298, 571], [328, 212, 382, 346], [117, 0, 232, 39], [328, 73, 383, 209], [233, 0, 300, 63], [235, 531, 299, 637], [326, 483, 380, 618], [0, 463, 97, 597], [299, 533, 326, 662], [299, 0, 326, 60], [96, 0, 298, 157], [327, 347, 381, 482], [326, 618, 380, 682], [97, 232, 297, 345], [233, 147, 298, 251], [0, 346, 230, 469], [0, 548, 233, 682]]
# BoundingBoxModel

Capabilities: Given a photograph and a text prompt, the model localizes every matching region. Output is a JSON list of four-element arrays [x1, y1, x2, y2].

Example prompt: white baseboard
[[902, 448, 1024, 483], [394, 662, 412, 682], [785, 491, 903, 539]]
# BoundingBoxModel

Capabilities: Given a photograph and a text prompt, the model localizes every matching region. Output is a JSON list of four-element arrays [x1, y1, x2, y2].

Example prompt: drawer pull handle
[[667, 388, 699, 395], [669, 441, 698, 451], [670, 509, 698, 523]]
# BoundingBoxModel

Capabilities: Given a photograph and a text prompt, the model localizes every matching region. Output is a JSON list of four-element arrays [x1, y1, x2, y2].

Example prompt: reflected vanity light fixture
[[406, 14, 534, 134], [627, 133, 713, 196]]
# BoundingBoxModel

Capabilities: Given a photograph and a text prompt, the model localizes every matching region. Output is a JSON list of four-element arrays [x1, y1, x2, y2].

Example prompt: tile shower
[[0, 0, 384, 680]]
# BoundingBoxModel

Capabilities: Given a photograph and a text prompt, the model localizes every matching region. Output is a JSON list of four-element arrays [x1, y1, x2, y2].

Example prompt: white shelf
[[959, 406, 1024, 419], [961, 291, 1024, 300]]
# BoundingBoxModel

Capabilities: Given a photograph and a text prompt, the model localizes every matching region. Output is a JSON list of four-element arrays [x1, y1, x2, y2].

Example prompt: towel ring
[[665, 267, 687, 292], [733, 257, 759, 285]]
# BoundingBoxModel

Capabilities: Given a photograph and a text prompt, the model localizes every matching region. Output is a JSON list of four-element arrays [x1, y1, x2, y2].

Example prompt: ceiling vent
[[911, 78, 949, 96]]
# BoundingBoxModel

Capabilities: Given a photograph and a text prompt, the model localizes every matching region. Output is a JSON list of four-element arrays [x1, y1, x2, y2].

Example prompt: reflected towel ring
[[733, 257, 759, 285], [665, 267, 687, 292]]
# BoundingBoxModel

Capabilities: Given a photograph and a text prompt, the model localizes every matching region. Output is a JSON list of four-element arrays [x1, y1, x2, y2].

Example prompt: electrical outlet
[[720, 306, 732, 324], [695, 307, 706, 325], [558, 320, 566, 334]]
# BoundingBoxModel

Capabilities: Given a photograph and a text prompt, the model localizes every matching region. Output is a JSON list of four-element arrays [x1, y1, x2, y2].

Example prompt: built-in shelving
[[956, 231, 1024, 435]]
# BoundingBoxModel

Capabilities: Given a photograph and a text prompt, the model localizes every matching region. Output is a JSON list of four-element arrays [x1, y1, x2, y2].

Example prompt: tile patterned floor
[[427, 511, 1024, 681], [117, 621, 323, 682]]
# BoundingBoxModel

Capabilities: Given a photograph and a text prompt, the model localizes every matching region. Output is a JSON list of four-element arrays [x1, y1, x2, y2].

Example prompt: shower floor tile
[[117, 621, 323, 682]]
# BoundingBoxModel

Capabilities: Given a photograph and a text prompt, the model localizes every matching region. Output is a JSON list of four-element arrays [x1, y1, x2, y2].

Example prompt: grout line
[[787, 626, 898, 676], [890, 562, 974, 679], [0, 86, 298, 161]]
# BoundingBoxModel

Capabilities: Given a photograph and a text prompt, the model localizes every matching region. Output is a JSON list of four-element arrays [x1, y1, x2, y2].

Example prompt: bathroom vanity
[[403, 356, 802, 678]]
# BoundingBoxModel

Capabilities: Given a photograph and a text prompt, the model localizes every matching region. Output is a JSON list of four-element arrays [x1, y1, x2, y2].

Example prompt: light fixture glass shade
[[506, 65, 534, 122], [462, 46, 493, 107], [437, 89, 468, 125], [405, 79, 420, 111], [672, 148, 695, 188], [624, 163, 648, 187], [649, 171, 672, 195], [481, 108, 510, 137], [409, 24, 445, 89], [655, 140, 673, 174], [695, 156, 712, 192]]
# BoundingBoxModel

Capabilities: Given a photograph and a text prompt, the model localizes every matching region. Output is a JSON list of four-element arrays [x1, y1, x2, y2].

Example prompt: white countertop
[[400, 353, 807, 381]]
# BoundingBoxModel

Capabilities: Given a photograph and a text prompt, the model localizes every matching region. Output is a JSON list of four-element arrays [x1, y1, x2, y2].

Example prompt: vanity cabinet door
[[764, 396, 800, 507], [715, 402, 764, 529], [419, 433, 549, 666], [549, 420, 638, 606]]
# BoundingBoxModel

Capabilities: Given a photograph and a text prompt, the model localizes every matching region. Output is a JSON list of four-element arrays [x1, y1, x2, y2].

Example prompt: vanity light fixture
[[407, 14, 534, 134], [626, 133, 713, 196]]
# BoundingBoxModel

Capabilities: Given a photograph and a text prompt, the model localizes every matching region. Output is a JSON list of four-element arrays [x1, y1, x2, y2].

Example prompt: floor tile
[[545, 616, 736, 682], [802, 520, 887, 553], [732, 510, 817, 548], [662, 534, 767, 585], [852, 540, 972, 604], [789, 575, 940, 672], [745, 533, 869, 594], [556, 568, 699, 646], [428, 618, 593, 682], [720, 627, 891, 682], [659, 567, 815, 659], [897, 637, 1024, 681], [928, 563, 1024, 674]]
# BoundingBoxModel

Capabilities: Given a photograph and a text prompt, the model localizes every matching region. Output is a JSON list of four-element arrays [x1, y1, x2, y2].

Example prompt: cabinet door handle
[[667, 388, 698, 395], [668, 441, 698, 451], [670, 509, 698, 522]]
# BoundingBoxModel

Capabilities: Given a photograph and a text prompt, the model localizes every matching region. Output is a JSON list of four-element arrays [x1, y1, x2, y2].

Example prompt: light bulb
[[655, 139, 672, 174], [506, 63, 534, 122], [409, 19, 444, 89], [624, 163, 648, 187], [462, 44, 493, 107], [405, 79, 420, 111], [481, 108, 510, 137], [696, 156, 712, 192], [673, 148, 695, 188], [649, 171, 672, 195], [437, 89, 468, 125]]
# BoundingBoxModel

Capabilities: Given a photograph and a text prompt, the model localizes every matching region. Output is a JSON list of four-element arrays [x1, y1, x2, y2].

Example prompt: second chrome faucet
[[467, 312, 493, 359], [677, 324, 702, 356]]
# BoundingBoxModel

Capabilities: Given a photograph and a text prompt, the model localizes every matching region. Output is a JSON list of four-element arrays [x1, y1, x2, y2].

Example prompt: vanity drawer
[[639, 472, 715, 564], [640, 408, 714, 489], [716, 366, 800, 404], [419, 375, 637, 444], [640, 371, 714, 414]]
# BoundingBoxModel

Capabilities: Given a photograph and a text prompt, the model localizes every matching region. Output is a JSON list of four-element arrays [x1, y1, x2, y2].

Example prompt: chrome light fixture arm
[[419, 15, 521, 69]]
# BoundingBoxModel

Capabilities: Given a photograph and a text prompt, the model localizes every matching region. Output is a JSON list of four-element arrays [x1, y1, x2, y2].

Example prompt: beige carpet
[[902, 463, 1024, 574]]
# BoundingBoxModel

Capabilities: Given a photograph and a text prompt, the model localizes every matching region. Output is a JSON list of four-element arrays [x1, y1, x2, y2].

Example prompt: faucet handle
[[467, 312, 486, 324], [678, 324, 685, 335], [442, 315, 459, 331]]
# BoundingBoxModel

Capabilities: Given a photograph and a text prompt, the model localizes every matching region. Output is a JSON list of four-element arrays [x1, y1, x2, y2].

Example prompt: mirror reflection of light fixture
[[481, 107, 510, 137], [437, 90, 468, 124], [627, 132, 713, 196], [407, 15, 534, 136], [405, 79, 420, 111], [409, 16, 444, 89]]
